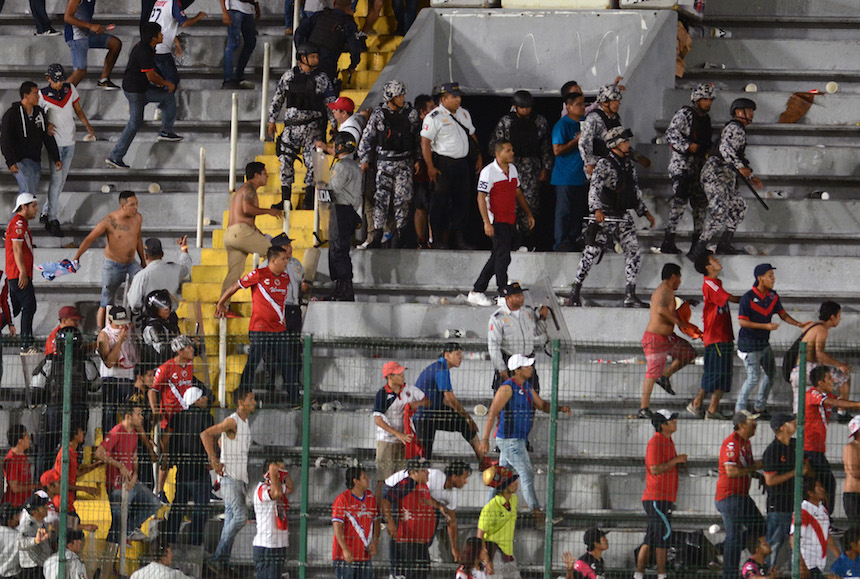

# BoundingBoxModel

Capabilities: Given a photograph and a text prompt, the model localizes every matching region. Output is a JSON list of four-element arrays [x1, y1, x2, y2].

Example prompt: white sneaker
[[467, 291, 493, 306]]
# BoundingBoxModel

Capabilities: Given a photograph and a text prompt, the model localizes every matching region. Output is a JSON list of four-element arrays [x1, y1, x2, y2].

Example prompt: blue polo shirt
[[414, 357, 453, 418], [737, 285, 784, 353], [495, 377, 534, 440], [831, 553, 860, 577]]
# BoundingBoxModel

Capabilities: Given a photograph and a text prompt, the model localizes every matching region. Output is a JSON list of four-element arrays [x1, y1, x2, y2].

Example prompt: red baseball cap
[[58, 306, 83, 320], [382, 361, 406, 378], [40, 469, 60, 487], [327, 96, 355, 112]]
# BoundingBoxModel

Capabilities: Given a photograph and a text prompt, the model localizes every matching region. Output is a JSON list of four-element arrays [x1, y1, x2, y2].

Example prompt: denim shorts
[[68, 33, 113, 70], [100, 258, 142, 307]]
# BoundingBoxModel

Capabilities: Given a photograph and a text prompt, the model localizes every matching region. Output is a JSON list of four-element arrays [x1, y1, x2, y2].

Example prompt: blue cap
[[754, 263, 775, 280]]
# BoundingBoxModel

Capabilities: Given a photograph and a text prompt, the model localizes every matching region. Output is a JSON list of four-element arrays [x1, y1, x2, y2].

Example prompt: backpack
[[781, 323, 821, 382]]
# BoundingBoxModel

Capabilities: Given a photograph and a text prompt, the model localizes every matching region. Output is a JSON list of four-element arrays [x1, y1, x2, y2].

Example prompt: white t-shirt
[[339, 114, 367, 146], [456, 567, 488, 579], [150, 0, 187, 55], [420, 104, 475, 159], [384, 468, 458, 510], [225, 0, 255, 15], [372, 383, 425, 443], [791, 499, 829, 572], [38, 84, 80, 148], [129, 562, 193, 579], [253, 482, 290, 549]]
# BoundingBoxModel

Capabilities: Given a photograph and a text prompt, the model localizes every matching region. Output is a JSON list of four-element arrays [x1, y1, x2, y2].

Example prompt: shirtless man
[[639, 263, 697, 419], [73, 190, 144, 328], [221, 161, 283, 318], [791, 300, 852, 422], [843, 416, 860, 521]]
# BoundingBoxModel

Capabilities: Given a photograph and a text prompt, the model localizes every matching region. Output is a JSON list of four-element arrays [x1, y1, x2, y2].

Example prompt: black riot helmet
[[512, 90, 534, 109]]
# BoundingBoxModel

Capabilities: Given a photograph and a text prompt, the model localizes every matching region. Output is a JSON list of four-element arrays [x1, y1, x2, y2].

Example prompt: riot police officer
[[357, 79, 421, 248], [661, 83, 715, 255], [294, 0, 363, 88], [570, 126, 655, 308], [579, 84, 623, 177], [489, 90, 553, 247], [267, 43, 336, 211]]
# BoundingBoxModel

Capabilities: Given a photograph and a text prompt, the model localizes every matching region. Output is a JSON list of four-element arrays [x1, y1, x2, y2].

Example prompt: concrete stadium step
[[685, 67, 860, 93], [686, 38, 860, 72], [0, 167, 230, 193], [699, 15, 860, 40], [704, 0, 855, 18]]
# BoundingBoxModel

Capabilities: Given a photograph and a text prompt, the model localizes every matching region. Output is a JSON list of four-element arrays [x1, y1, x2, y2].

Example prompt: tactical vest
[[307, 8, 351, 54], [710, 119, 747, 164], [507, 112, 539, 158], [285, 67, 324, 113], [377, 106, 413, 158], [599, 153, 637, 215], [591, 108, 622, 158], [683, 105, 713, 155]]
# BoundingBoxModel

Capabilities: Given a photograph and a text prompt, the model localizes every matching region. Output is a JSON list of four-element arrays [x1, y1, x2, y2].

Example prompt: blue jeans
[[67, 33, 113, 70], [765, 511, 791, 569], [715, 495, 766, 579], [154, 53, 179, 87], [254, 546, 286, 578], [392, 0, 417, 35], [212, 476, 247, 562], [334, 560, 373, 579], [553, 184, 588, 250], [284, 0, 294, 28], [735, 346, 776, 412], [223, 10, 257, 82], [9, 279, 36, 347], [13, 158, 41, 194], [108, 482, 162, 543], [495, 438, 538, 510], [165, 468, 211, 546], [29, 0, 51, 32], [110, 89, 177, 164], [100, 258, 143, 308], [45, 145, 74, 222]]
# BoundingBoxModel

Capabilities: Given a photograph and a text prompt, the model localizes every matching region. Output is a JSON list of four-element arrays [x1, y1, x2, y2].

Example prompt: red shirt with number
[[804, 388, 834, 453], [239, 267, 290, 333], [153, 358, 194, 428], [2, 450, 32, 507], [642, 432, 679, 502], [702, 276, 734, 345], [716, 431, 754, 500], [331, 489, 379, 562], [5, 214, 33, 279]]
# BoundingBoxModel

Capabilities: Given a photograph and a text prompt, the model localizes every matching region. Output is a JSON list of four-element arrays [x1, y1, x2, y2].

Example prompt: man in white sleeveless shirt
[[201, 385, 256, 570]]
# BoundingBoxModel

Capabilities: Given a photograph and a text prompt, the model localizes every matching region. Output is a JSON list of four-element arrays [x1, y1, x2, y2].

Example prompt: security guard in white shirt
[[420, 82, 482, 249], [487, 282, 548, 393]]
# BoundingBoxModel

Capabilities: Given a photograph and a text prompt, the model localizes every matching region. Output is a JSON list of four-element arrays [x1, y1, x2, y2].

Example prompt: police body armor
[[682, 105, 713, 156], [285, 68, 325, 115], [710, 119, 748, 166], [591, 109, 622, 158], [507, 112, 539, 158], [599, 154, 638, 216], [376, 106, 413, 160], [307, 8, 351, 54]]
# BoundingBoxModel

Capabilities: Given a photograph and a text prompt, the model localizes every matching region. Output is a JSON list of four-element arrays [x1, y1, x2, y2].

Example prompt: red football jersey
[[702, 276, 734, 345], [239, 267, 291, 333], [804, 388, 834, 454], [332, 489, 379, 562], [5, 214, 33, 279], [642, 433, 678, 502], [153, 358, 194, 427], [716, 432, 754, 501]]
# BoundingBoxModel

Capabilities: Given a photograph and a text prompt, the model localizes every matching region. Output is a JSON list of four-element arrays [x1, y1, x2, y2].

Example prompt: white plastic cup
[[148, 183, 161, 194], [745, 83, 758, 93], [826, 81, 839, 94]]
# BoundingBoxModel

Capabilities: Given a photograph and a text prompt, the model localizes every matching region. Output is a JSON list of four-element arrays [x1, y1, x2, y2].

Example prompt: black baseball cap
[[271, 233, 294, 247], [144, 238, 163, 256], [406, 457, 430, 472], [24, 493, 49, 513], [754, 263, 775, 280], [651, 409, 679, 431], [770, 412, 796, 431], [501, 282, 524, 297], [439, 82, 463, 97], [584, 527, 607, 549]]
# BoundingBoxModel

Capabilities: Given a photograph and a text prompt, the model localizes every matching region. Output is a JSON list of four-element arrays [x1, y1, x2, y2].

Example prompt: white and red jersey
[[239, 267, 291, 333], [332, 489, 378, 562], [5, 214, 33, 280], [253, 481, 290, 549], [791, 499, 829, 572], [477, 160, 519, 225], [153, 357, 194, 428]]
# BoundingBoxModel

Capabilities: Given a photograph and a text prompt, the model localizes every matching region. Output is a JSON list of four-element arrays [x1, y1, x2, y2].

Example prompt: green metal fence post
[[299, 334, 313, 579], [792, 342, 808, 579], [58, 336, 72, 577], [543, 339, 561, 579]]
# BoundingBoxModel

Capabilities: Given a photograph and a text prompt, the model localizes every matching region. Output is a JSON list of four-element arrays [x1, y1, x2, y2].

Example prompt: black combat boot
[[660, 231, 682, 254], [568, 282, 583, 307], [323, 280, 344, 301], [301, 185, 315, 210], [716, 231, 743, 255], [338, 280, 355, 302], [687, 239, 707, 263], [623, 284, 648, 308], [271, 186, 291, 211]]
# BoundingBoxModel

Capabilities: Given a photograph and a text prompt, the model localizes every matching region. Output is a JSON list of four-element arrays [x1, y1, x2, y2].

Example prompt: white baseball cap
[[14, 193, 37, 211], [849, 416, 860, 439], [183, 387, 203, 407], [507, 354, 535, 372]]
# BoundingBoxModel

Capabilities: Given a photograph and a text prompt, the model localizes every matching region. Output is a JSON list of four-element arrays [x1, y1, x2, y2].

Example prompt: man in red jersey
[[687, 251, 739, 420], [635, 409, 687, 579], [5, 193, 38, 349], [382, 457, 436, 579], [804, 365, 860, 517], [3, 425, 38, 508], [715, 410, 765, 579], [216, 244, 297, 403], [332, 466, 380, 578]]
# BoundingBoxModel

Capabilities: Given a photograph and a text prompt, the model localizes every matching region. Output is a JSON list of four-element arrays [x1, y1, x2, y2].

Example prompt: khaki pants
[[375, 441, 406, 483], [223, 223, 271, 297]]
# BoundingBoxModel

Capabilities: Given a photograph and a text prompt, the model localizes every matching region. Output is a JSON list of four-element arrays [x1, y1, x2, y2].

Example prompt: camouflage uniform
[[574, 151, 647, 286], [489, 111, 553, 233], [267, 66, 336, 195], [579, 107, 621, 171], [700, 120, 748, 248], [357, 103, 421, 231], [664, 105, 712, 235]]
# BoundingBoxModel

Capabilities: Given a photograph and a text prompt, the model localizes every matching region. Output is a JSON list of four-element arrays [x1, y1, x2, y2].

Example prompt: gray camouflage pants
[[701, 163, 746, 247], [374, 158, 413, 230], [278, 121, 323, 190], [515, 157, 542, 233], [574, 213, 641, 285], [665, 173, 708, 235]]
